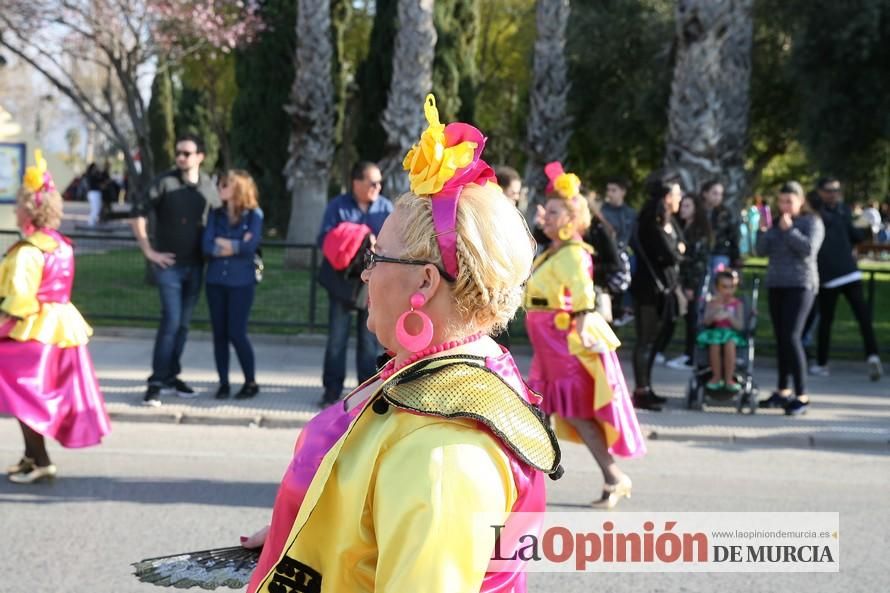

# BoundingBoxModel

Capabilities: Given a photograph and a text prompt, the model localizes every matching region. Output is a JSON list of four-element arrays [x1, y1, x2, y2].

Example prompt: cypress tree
[[353, 0, 397, 162], [433, 0, 479, 124], [230, 0, 297, 232], [147, 63, 175, 173], [175, 83, 219, 172]]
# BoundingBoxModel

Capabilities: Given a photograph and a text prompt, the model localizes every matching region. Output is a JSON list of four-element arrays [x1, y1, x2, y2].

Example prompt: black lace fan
[[132, 546, 261, 589]]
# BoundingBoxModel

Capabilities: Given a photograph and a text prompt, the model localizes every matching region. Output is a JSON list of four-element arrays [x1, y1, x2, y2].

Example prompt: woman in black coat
[[629, 170, 686, 411]]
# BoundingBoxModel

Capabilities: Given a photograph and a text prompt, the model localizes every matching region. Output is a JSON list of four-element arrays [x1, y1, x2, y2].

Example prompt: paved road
[[1, 421, 886, 592]]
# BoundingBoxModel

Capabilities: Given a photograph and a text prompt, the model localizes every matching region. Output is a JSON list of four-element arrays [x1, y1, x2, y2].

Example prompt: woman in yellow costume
[[525, 162, 645, 509], [243, 96, 561, 593], [0, 152, 110, 483]]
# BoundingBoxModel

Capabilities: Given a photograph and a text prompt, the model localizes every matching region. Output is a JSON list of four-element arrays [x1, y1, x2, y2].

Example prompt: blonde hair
[[16, 185, 63, 230], [223, 169, 259, 217], [395, 183, 535, 334]]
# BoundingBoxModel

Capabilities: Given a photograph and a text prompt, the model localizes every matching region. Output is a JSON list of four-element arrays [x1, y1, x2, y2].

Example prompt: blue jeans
[[149, 263, 203, 386], [322, 296, 380, 397], [206, 283, 256, 385]]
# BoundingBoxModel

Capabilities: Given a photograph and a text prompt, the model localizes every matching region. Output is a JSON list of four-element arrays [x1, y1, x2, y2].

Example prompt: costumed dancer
[[0, 151, 110, 483], [524, 162, 646, 509], [242, 95, 561, 593]]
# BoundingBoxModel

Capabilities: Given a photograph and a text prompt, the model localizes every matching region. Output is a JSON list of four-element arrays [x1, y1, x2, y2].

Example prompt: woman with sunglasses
[[202, 170, 263, 399], [242, 95, 560, 593], [524, 162, 645, 509]]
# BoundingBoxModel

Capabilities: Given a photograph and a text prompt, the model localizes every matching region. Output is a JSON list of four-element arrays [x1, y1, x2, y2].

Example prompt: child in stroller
[[686, 268, 760, 413], [698, 268, 747, 392]]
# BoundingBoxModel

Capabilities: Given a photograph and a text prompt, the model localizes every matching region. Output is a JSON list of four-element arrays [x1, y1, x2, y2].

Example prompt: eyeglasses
[[367, 180, 383, 188], [363, 248, 455, 282], [176, 150, 195, 157]]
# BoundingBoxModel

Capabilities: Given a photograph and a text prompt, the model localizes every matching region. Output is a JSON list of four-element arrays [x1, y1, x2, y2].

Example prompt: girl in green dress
[[698, 268, 747, 392]]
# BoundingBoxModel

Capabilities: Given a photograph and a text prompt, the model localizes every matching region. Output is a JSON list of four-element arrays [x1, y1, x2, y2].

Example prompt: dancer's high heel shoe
[[8, 464, 56, 484], [591, 475, 632, 510], [6, 456, 34, 475]]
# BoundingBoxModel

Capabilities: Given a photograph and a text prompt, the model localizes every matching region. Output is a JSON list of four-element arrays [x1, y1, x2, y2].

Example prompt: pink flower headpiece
[[402, 94, 495, 280], [544, 161, 581, 200], [22, 149, 56, 206]]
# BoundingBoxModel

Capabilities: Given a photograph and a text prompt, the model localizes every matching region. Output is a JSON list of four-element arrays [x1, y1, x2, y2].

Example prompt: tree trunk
[[284, 0, 337, 266], [378, 0, 437, 198], [664, 0, 754, 213], [523, 0, 572, 224]]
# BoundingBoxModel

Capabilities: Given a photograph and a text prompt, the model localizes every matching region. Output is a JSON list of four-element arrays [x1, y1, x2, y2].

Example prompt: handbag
[[633, 224, 688, 317]]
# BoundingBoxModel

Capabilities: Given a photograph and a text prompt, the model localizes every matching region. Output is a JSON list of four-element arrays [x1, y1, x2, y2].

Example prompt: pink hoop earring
[[395, 292, 434, 352]]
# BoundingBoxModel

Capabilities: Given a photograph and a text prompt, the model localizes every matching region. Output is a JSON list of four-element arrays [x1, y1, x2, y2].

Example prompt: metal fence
[[1, 230, 886, 354]]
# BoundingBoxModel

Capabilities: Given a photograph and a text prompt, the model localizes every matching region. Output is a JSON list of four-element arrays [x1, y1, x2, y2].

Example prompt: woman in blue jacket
[[202, 170, 263, 399]]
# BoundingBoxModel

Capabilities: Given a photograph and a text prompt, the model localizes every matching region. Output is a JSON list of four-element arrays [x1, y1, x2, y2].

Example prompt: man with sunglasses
[[131, 133, 220, 406], [317, 161, 393, 408]]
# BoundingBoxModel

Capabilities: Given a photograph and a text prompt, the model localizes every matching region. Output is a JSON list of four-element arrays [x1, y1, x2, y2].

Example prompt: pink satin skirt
[[526, 311, 645, 458], [0, 338, 110, 448]]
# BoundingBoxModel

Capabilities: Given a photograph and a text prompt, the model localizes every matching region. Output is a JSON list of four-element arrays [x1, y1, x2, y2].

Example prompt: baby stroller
[[685, 274, 760, 413]]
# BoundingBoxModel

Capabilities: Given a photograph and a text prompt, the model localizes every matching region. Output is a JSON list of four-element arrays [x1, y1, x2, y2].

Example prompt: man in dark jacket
[[809, 178, 882, 381], [131, 133, 220, 406], [317, 162, 393, 407]]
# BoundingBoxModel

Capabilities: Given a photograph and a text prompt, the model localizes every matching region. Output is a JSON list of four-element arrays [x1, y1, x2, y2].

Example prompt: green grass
[[72, 248, 890, 357], [72, 247, 328, 334]]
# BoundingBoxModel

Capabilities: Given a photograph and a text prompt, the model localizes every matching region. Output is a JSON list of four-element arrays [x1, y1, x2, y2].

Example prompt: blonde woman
[[524, 162, 645, 509], [240, 96, 560, 593], [0, 152, 110, 483], [202, 170, 263, 399]]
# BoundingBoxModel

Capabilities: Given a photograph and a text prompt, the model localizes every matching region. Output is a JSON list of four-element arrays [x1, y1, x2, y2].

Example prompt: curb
[[105, 408, 890, 451]]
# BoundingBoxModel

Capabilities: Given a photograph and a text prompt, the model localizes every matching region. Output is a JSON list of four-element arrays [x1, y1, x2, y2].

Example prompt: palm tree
[[523, 0, 572, 221], [378, 0, 438, 198], [664, 0, 754, 211], [284, 0, 337, 264]]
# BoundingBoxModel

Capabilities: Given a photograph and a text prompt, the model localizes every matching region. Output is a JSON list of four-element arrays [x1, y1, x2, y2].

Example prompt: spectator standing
[[601, 177, 637, 326], [664, 194, 713, 370], [317, 162, 393, 407], [131, 133, 220, 407], [492, 165, 525, 349], [808, 178, 882, 380], [757, 181, 825, 416], [85, 163, 108, 227], [202, 170, 264, 400], [629, 170, 686, 411], [702, 179, 741, 272]]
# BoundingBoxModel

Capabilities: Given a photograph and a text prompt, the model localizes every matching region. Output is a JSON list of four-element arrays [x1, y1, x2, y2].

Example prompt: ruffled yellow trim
[[402, 95, 477, 196], [7, 302, 92, 347], [553, 313, 623, 446]]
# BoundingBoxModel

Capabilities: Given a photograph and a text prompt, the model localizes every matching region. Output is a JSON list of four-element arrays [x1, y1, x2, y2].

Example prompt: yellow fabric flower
[[403, 95, 477, 196], [22, 149, 48, 192], [553, 172, 581, 200]]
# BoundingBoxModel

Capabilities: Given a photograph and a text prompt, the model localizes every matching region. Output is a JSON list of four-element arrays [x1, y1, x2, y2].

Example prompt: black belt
[[530, 297, 549, 307]]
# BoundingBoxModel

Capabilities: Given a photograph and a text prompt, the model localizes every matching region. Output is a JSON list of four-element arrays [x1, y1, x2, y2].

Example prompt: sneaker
[[317, 391, 340, 409], [142, 385, 162, 407], [654, 352, 666, 366], [784, 397, 810, 416], [666, 355, 693, 371], [170, 378, 199, 399], [612, 314, 633, 328], [215, 384, 231, 400], [758, 391, 791, 409], [632, 389, 663, 412], [809, 364, 830, 377], [235, 382, 260, 400], [867, 355, 883, 382]]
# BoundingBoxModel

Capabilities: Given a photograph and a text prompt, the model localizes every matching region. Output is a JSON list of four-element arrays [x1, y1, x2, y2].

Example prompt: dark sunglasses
[[367, 180, 383, 188], [363, 248, 455, 282], [176, 150, 195, 157]]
